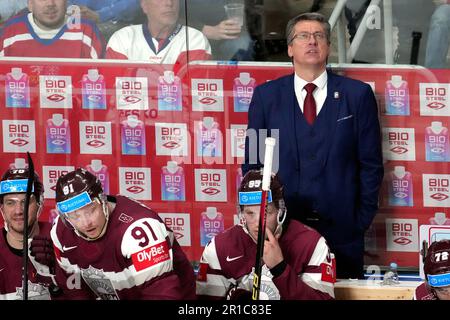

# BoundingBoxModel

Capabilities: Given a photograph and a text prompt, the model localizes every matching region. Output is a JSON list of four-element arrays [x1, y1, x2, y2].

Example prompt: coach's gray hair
[[286, 12, 331, 45]]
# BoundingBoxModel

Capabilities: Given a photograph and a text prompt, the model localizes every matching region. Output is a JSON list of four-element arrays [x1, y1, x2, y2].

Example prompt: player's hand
[[263, 228, 283, 269], [30, 236, 56, 271]]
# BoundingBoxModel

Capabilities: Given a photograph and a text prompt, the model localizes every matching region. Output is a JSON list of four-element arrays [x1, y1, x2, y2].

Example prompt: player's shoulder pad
[[121, 217, 170, 259]]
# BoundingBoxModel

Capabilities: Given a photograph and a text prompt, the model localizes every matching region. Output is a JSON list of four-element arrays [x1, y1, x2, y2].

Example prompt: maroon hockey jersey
[[413, 282, 438, 300], [196, 220, 335, 300], [51, 195, 195, 300], [0, 222, 55, 300]]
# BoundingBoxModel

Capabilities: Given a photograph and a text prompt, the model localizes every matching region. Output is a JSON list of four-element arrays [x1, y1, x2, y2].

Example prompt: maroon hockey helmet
[[424, 240, 450, 281], [238, 169, 284, 208], [55, 168, 103, 205], [0, 168, 44, 203]]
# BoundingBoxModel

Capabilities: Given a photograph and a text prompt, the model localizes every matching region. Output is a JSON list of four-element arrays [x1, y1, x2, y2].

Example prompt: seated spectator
[[425, 0, 449, 69], [196, 169, 335, 300], [0, 0, 105, 59], [414, 239, 450, 300], [68, 0, 142, 41], [0, 0, 27, 24], [106, 0, 211, 72], [185, 0, 254, 61]]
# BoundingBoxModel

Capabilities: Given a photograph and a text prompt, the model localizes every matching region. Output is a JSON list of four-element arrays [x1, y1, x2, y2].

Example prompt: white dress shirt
[[294, 70, 328, 116]]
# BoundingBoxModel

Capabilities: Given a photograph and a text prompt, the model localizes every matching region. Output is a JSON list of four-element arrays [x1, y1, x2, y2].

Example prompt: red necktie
[[303, 83, 317, 125]]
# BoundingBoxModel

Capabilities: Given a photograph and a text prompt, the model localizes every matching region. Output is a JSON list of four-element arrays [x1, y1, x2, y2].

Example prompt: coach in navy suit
[[243, 12, 384, 279]]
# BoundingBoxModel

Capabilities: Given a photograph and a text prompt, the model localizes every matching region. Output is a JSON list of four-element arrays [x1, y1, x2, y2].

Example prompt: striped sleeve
[[196, 237, 234, 300], [79, 19, 105, 58], [272, 237, 335, 300]]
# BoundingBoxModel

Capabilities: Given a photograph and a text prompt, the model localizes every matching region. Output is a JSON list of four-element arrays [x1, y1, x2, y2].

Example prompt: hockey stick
[[22, 152, 34, 300], [252, 137, 276, 300]]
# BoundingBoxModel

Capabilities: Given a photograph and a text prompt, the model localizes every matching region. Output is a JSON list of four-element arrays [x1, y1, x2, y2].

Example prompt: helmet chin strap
[[274, 206, 287, 237], [240, 206, 287, 244], [0, 207, 7, 232]]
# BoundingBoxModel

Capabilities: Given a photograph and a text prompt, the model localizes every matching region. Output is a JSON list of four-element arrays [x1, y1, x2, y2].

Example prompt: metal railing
[[328, 0, 394, 64]]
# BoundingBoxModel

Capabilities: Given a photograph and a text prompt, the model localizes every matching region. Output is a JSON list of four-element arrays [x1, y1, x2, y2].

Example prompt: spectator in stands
[[68, 0, 142, 41], [0, 0, 27, 24], [414, 239, 450, 300], [185, 0, 254, 61], [0, 0, 105, 59], [425, 0, 449, 69], [106, 0, 211, 72]]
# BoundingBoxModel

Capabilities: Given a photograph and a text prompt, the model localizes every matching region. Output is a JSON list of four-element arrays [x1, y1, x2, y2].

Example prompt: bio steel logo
[[79, 121, 111, 154], [383, 128, 415, 161], [39, 76, 72, 109], [191, 79, 223, 112], [116, 77, 148, 110], [392, 222, 413, 245], [43, 166, 74, 199], [425, 87, 446, 110], [201, 173, 221, 196], [429, 178, 449, 201], [131, 241, 170, 272], [195, 169, 227, 202], [119, 167, 151, 200], [2, 120, 36, 153], [420, 83, 450, 116], [230, 124, 247, 158], [162, 127, 181, 149], [159, 213, 191, 246], [423, 174, 450, 207], [155, 123, 188, 156], [386, 218, 418, 252]]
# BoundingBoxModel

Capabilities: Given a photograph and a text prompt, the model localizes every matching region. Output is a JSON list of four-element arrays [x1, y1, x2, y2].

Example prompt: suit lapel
[[281, 74, 299, 165], [322, 71, 341, 167]]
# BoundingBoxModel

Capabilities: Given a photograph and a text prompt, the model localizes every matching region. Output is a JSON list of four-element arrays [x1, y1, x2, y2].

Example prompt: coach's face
[[28, 0, 67, 30], [288, 20, 330, 71]]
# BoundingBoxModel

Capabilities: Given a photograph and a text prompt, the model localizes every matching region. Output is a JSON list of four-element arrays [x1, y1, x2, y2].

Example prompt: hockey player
[[0, 0, 105, 58], [414, 239, 450, 300], [0, 168, 58, 300], [196, 169, 335, 300], [105, 0, 211, 72], [51, 168, 195, 299]]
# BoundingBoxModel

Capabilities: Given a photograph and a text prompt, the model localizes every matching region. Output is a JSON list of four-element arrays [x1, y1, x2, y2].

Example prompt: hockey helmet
[[55, 168, 103, 215], [0, 168, 44, 204], [424, 239, 450, 288], [238, 169, 284, 209]]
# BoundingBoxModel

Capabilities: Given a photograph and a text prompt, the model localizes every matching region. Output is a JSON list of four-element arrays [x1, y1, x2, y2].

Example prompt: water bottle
[[382, 262, 400, 285]]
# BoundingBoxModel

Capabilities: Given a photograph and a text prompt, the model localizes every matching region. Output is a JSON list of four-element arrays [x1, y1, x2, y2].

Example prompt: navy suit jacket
[[243, 70, 384, 250]]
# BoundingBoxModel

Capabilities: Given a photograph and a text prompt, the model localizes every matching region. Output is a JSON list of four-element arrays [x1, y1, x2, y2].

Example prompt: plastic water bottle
[[382, 262, 400, 285]]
